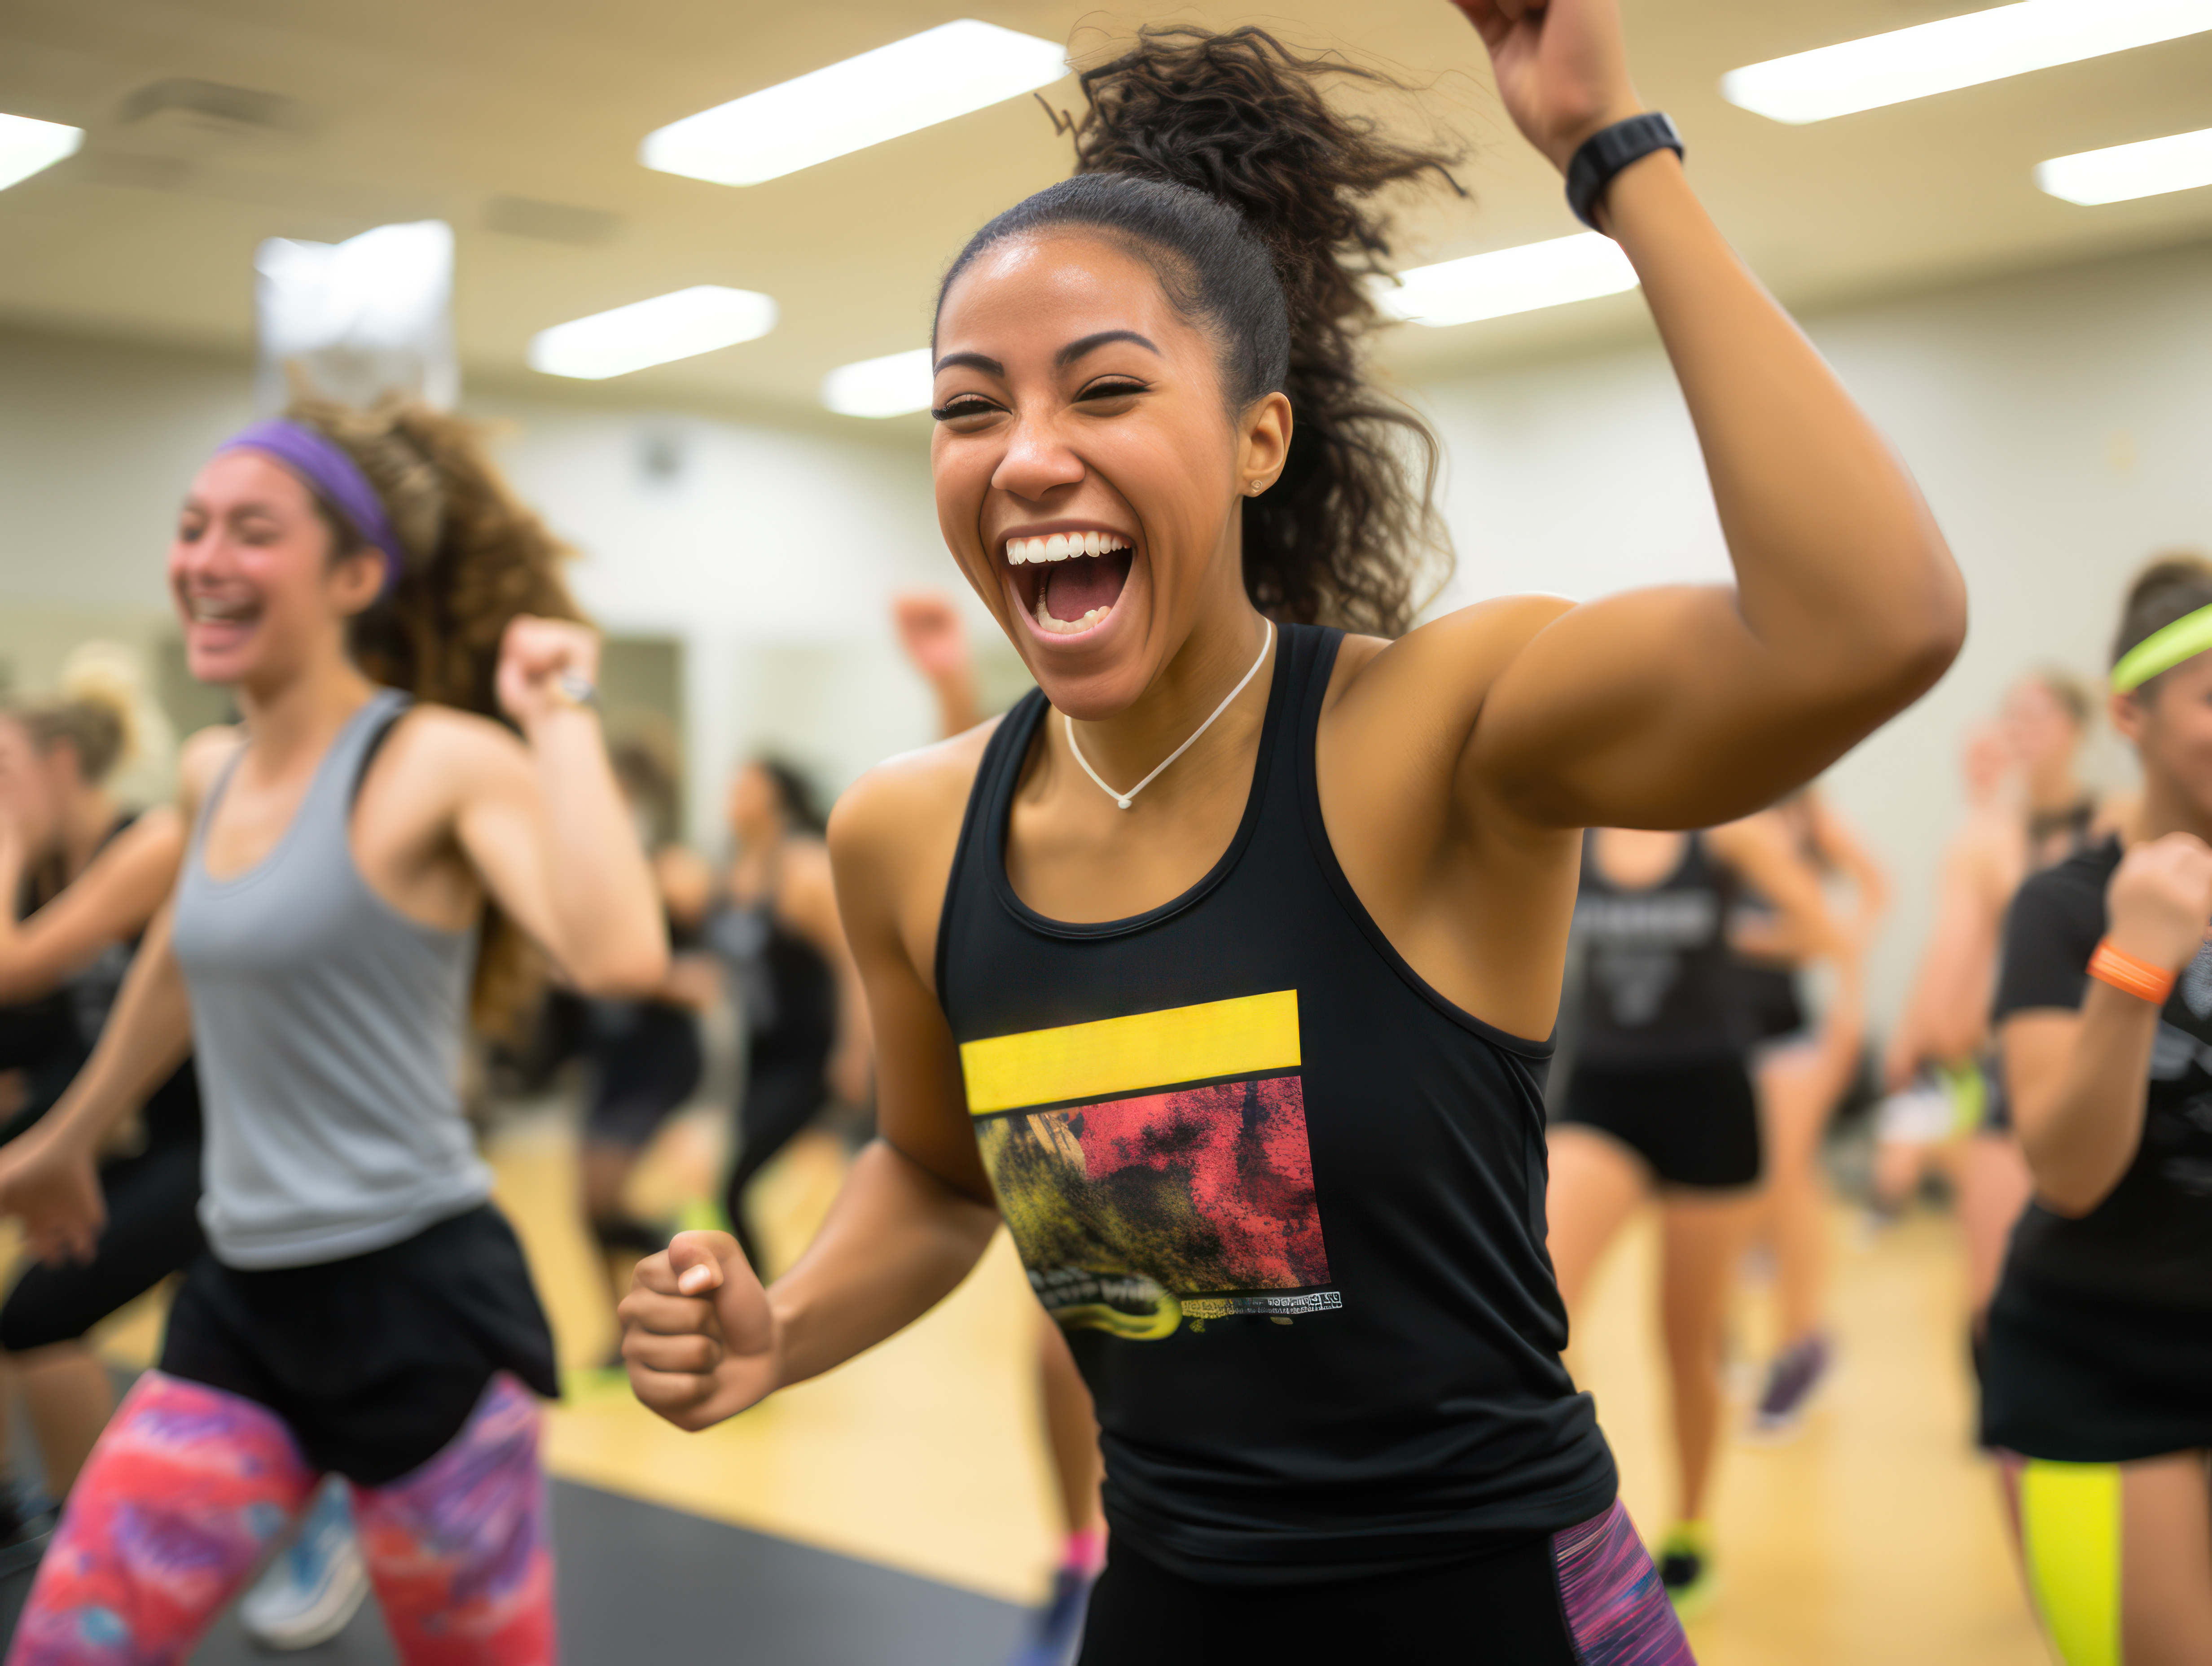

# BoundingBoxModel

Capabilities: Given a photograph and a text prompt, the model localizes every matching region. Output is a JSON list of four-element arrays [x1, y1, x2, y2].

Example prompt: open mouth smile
[[1002, 529, 1135, 637]]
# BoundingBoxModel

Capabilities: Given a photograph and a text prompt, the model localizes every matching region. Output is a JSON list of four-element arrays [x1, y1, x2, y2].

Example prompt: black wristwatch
[[1566, 112, 1684, 230]]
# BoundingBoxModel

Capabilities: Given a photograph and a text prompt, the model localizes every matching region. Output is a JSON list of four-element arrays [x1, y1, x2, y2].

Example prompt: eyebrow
[[934, 350, 1005, 377], [1057, 329, 1160, 367]]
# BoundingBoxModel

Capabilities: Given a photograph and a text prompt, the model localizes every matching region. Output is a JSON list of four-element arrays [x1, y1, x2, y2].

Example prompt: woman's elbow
[[566, 937, 671, 1000]]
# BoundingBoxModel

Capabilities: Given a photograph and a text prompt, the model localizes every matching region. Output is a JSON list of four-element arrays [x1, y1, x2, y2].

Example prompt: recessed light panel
[[1722, 0, 2212, 125], [0, 112, 84, 192], [822, 348, 935, 419], [1375, 235, 1640, 329], [529, 286, 777, 380], [2037, 125, 2212, 204], [643, 20, 1068, 188]]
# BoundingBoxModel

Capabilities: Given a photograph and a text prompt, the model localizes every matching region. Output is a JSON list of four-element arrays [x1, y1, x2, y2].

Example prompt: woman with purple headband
[[0, 395, 667, 1665]]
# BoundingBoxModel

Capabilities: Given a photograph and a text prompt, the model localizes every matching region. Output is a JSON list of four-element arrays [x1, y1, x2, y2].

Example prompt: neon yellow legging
[[2019, 1459, 2122, 1666]]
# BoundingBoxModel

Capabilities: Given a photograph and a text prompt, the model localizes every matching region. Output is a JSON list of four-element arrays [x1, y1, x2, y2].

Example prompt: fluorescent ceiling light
[[0, 111, 83, 192], [1722, 0, 2212, 125], [643, 20, 1067, 187], [1375, 234, 1638, 329], [822, 348, 934, 419], [529, 286, 777, 380], [2037, 125, 2212, 204]]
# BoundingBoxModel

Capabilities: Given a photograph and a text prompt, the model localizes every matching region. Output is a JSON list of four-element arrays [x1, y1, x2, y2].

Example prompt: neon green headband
[[2112, 602, 2212, 694]]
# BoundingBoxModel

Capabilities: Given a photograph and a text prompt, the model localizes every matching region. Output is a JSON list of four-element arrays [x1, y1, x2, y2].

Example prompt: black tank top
[[1571, 832, 1745, 1068], [937, 624, 1614, 1586]]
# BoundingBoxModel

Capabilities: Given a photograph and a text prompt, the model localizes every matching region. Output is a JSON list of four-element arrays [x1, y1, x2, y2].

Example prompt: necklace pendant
[[1116, 797, 1132, 811]]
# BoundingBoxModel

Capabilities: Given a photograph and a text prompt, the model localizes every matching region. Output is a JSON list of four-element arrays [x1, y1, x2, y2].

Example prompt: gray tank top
[[172, 688, 489, 1268]]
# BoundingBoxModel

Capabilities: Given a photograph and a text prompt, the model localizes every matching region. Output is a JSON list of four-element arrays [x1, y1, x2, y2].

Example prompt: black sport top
[[935, 624, 1615, 1586], [1570, 833, 1745, 1067], [1991, 837, 2212, 1312]]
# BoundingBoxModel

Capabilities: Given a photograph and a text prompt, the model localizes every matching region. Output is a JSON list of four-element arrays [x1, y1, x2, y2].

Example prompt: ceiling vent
[[483, 196, 622, 247]]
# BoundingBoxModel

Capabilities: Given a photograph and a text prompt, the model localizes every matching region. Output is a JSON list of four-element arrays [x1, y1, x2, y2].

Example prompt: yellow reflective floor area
[[66, 1101, 2052, 1662]]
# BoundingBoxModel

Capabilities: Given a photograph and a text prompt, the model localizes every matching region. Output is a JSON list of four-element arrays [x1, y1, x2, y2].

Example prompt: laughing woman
[[623, 2, 1962, 1657]]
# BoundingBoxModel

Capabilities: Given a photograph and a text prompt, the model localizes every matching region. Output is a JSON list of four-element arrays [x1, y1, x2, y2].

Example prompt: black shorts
[[1554, 1057, 1761, 1189], [1738, 963, 1808, 1046], [161, 1204, 558, 1485], [1981, 1275, 2212, 1463], [0, 1122, 204, 1353], [581, 1000, 704, 1150]]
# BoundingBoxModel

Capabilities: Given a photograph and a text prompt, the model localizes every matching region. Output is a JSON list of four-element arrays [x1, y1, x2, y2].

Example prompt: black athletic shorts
[[1981, 1275, 2212, 1462], [161, 1203, 558, 1485], [581, 1000, 704, 1151], [1553, 1057, 1761, 1189]]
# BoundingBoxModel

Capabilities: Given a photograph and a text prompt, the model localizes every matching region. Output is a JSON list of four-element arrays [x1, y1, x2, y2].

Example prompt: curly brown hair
[[938, 26, 1461, 636], [284, 394, 582, 1037]]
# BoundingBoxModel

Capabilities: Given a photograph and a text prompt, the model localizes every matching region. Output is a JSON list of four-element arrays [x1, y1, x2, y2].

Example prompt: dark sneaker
[[1006, 1565, 1096, 1666], [1750, 1332, 1832, 1441], [1657, 1523, 1719, 1619]]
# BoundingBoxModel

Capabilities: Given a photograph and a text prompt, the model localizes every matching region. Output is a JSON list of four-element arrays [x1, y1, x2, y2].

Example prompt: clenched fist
[[619, 1230, 783, 1431], [2105, 832, 2212, 975], [496, 615, 602, 732]]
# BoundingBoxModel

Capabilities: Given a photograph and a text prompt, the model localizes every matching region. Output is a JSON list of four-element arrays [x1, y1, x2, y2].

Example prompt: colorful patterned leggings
[[1078, 1498, 1693, 1663], [5, 1371, 554, 1666]]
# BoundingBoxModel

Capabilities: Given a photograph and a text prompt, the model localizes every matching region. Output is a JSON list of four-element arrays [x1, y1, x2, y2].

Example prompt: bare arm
[[0, 809, 183, 1003], [2002, 833, 2212, 1216], [455, 618, 667, 996], [1392, 1, 1963, 831], [1708, 815, 1843, 967], [893, 591, 984, 739], [1808, 793, 1890, 936], [1883, 823, 2014, 1083], [621, 744, 1000, 1429]]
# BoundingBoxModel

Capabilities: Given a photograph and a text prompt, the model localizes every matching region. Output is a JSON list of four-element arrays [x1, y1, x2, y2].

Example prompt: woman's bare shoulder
[[828, 718, 1002, 892]]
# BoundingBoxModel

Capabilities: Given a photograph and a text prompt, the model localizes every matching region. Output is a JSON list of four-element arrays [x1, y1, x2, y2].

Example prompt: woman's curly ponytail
[[940, 26, 1461, 636]]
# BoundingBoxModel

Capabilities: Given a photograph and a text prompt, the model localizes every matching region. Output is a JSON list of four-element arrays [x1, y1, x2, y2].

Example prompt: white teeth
[[1003, 532, 1131, 565]]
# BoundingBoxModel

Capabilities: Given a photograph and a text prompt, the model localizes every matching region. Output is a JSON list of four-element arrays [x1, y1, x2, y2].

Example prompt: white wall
[[1416, 238, 2212, 1022], [4, 237, 2209, 1020]]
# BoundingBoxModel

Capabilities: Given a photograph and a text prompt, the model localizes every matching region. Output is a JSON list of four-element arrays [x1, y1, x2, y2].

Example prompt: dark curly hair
[[936, 26, 1461, 637], [283, 393, 583, 1038]]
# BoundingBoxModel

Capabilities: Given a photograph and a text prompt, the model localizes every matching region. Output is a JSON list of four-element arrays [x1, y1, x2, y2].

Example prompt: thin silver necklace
[[1065, 620, 1275, 812]]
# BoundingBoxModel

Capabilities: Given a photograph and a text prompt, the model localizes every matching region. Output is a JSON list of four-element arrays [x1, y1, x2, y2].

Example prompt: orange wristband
[[2088, 940, 2177, 1005]]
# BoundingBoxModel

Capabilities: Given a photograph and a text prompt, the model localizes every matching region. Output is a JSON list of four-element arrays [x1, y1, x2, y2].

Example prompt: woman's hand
[[0, 1125, 106, 1265], [2105, 833, 2212, 975], [621, 1230, 782, 1431], [495, 615, 604, 733], [0, 815, 29, 913], [1450, 0, 1646, 172]]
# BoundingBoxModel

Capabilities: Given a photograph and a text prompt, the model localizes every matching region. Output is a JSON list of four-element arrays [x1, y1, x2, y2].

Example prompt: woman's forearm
[[2014, 989, 2159, 1215], [40, 906, 194, 1153], [522, 704, 667, 994], [768, 1139, 1000, 1388], [1605, 153, 1963, 688]]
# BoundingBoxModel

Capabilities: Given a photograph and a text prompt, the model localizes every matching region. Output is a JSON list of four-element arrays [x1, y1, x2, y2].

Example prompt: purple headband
[[218, 419, 406, 594]]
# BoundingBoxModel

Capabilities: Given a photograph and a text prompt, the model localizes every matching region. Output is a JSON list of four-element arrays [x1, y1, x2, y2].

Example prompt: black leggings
[[725, 1052, 830, 1271], [0, 1128, 204, 1353]]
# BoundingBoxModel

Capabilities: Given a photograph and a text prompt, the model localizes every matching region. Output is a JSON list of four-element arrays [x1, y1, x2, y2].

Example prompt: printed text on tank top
[[1571, 830, 1743, 1064]]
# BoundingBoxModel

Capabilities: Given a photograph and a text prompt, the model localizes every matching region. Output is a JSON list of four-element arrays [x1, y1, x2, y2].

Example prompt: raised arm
[[892, 590, 984, 739], [622, 748, 1000, 1430], [453, 617, 667, 996], [1435, 0, 1961, 830], [2003, 835, 2212, 1217], [0, 808, 183, 1004]]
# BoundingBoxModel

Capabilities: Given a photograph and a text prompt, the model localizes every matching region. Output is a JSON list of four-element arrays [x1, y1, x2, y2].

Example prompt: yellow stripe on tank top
[[960, 990, 1301, 1116]]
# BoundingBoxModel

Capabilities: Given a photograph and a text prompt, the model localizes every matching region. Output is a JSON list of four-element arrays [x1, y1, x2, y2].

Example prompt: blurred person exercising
[[0, 655, 197, 1525], [1547, 822, 1837, 1610], [0, 396, 666, 1666], [1729, 788, 1883, 1440], [895, 590, 1105, 1666], [705, 754, 869, 1275], [622, 4, 1962, 1658], [1983, 554, 2212, 1664]]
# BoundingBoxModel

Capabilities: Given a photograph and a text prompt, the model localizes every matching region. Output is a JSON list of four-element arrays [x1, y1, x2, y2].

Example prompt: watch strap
[[1566, 112, 1684, 230]]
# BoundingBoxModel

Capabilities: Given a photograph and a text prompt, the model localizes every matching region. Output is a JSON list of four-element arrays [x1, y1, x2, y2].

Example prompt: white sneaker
[[241, 1476, 369, 1650]]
